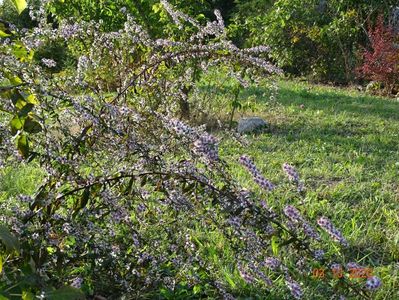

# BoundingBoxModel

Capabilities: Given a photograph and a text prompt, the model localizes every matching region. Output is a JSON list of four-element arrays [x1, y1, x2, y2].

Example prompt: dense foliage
[[2, 0, 398, 89], [230, 0, 399, 86]]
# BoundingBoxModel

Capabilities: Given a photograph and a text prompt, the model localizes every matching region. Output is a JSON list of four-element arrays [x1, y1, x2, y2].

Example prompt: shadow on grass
[[246, 83, 399, 166], [274, 84, 399, 121], [269, 121, 398, 154]]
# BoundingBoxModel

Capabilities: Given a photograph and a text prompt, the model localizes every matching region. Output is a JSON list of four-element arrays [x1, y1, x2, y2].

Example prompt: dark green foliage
[[230, 0, 398, 84], [47, 0, 213, 36], [34, 40, 75, 71], [0, 225, 20, 253]]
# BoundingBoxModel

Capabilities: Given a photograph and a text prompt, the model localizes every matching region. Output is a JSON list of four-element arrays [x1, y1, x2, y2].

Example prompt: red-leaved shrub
[[358, 15, 399, 93]]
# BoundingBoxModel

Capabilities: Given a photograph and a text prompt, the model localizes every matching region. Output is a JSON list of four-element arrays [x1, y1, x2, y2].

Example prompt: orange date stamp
[[312, 267, 373, 279]]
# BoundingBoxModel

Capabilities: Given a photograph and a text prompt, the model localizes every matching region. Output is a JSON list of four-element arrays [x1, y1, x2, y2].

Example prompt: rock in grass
[[237, 117, 267, 134]]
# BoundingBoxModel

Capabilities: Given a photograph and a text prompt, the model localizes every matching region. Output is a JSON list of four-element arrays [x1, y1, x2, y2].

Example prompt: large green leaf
[[0, 23, 11, 37], [17, 134, 29, 158], [12, 42, 34, 62], [24, 116, 42, 134], [25, 93, 38, 105], [18, 103, 34, 117], [8, 75, 23, 86], [10, 115, 24, 135], [45, 286, 85, 300], [22, 291, 34, 300], [0, 30, 11, 38], [11, 0, 27, 14], [0, 225, 20, 253]]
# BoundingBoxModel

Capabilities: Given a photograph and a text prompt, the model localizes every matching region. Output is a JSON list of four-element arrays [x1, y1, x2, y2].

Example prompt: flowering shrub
[[358, 14, 399, 94], [0, 1, 382, 299]]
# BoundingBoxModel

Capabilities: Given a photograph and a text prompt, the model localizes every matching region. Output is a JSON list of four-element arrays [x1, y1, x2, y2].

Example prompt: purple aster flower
[[283, 163, 305, 192], [284, 205, 304, 222], [313, 249, 325, 260], [238, 264, 254, 284], [317, 216, 348, 247], [283, 163, 300, 182], [365, 276, 382, 290], [193, 133, 219, 162], [302, 222, 321, 240], [239, 155, 275, 191], [265, 257, 281, 270], [284, 205, 320, 240], [346, 262, 361, 270], [71, 277, 83, 288], [285, 276, 303, 299], [41, 58, 57, 68]]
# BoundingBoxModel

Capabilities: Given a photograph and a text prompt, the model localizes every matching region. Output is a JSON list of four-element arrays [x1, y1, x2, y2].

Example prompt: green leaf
[[10, 115, 24, 135], [224, 272, 236, 288], [193, 285, 201, 294], [24, 117, 42, 134], [22, 291, 34, 300], [11, 0, 27, 15], [17, 134, 29, 158], [9, 75, 23, 85], [0, 23, 11, 37], [0, 255, 2, 273], [0, 30, 11, 38], [12, 43, 33, 61], [25, 94, 38, 104], [45, 286, 85, 300], [18, 103, 34, 117], [74, 187, 90, 215], [271, 236, 279, 255], [152, 3, 161, 13], [0, 225, 20, 253], [9, 90, 25, 108]]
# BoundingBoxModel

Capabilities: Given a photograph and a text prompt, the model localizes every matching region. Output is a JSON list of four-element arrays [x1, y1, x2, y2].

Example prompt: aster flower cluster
[[317, 217, 349, 247], [168, 118, 196, 137], [264, 257, 303, 299], [193, 133, 219, 162], [249, 262, 273, 286], [160, 0, 199, 29], [264, 257, 282, 271], [238, 264, 255, 284], [282, 163, 304, 192], [59, 22, 81, 40], [345, 262, 382, 290], [285, 276, 303, 300], [365, 276, 382, 290], [283, 205, 320, 240], [239, 155, 275, 191], [41, 58, 57, 68]]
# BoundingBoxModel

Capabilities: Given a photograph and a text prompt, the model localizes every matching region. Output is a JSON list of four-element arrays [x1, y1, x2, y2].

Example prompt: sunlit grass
[[0, 163, 44, 198], [220, 80, 399, 299]]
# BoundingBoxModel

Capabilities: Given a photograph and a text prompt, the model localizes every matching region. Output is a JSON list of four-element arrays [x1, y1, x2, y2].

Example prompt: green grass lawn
[[1, 80, 398, 299], [220, 80, 399, 299]]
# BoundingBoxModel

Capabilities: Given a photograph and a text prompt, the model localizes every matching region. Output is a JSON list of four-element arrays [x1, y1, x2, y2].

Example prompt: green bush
[[230, 0, 397, 84]]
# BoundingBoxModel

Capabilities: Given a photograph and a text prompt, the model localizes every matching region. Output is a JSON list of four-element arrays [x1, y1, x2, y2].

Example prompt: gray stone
[[237, 117, 267, 134]]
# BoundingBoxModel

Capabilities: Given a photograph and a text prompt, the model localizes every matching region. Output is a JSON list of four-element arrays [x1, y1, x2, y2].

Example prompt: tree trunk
[[179, 86, 192, 119]]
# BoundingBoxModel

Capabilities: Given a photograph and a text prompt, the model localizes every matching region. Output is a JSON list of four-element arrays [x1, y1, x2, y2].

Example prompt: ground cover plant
[[0, 1, 398, 299]]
